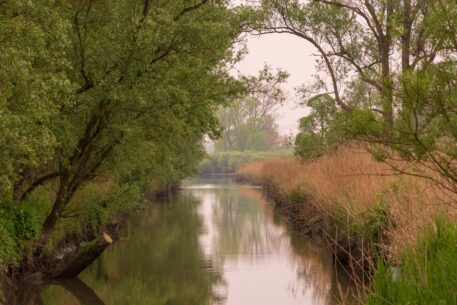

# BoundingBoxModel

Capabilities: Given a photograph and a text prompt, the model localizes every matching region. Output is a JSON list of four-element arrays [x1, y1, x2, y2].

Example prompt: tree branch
[[74, 10, 93, 95], [174, 0, 209, 21], [19, 172, 61, 202]]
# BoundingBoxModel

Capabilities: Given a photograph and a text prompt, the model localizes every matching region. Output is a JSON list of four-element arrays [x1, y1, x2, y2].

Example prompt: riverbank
[[236, 146, 456, 296], [0, 178, 179, 303], [5, 177, 357, 305]]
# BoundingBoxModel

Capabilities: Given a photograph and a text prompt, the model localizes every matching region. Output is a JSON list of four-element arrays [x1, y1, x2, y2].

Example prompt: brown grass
[[236, 146, 456, 270]]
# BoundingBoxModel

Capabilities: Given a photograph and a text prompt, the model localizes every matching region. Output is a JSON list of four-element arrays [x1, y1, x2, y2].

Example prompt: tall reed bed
[[236, 146, 456, 289]]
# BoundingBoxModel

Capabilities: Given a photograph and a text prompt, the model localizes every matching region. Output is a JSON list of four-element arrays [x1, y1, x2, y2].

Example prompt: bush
[[199, 150, 292, 175], [0, 195, 47, 265]]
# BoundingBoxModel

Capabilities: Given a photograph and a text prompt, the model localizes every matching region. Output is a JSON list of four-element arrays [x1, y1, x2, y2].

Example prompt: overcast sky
[[234, 33, 317, 135]]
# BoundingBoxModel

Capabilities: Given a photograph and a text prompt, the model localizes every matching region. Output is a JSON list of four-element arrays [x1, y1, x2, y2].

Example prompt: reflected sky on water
[[23, 177, 353, 305]]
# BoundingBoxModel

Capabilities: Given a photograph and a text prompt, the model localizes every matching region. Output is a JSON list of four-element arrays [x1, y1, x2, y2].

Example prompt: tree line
[[215, 65, 291, 152]]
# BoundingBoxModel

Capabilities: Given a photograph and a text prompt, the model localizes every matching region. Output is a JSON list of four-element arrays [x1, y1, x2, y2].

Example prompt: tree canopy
[[0, 0, 247, 264], [248, 0, 457, 194]]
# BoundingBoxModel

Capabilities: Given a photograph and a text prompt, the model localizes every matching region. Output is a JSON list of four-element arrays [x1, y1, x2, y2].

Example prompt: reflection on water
[[20, 177, 353, 305]]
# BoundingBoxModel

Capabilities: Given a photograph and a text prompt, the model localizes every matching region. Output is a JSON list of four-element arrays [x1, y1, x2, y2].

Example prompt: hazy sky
[[234, 29, 317, 135]]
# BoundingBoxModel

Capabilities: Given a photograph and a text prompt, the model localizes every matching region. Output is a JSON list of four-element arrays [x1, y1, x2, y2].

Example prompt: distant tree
[[216, 66, 288, 151]]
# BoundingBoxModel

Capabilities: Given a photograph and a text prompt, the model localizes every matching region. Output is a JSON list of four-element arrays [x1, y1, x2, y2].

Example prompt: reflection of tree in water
[[192, 181, 355, 305], [3, 278, 102, 305], [239, 184, 355, 305], [237, 187, 338, 304], [37, 195, 225, 305], [9, 179, 356, 305], [208, 187, 272, 257], [287, 233, 334, 305]]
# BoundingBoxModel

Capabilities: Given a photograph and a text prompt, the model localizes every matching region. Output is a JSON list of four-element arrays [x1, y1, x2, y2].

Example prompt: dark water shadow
[[1, 277, 103, 305], [56, 278, 105, 305]]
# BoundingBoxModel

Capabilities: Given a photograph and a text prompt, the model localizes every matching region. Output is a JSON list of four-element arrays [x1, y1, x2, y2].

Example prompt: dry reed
[[236, 146, 456, 267]]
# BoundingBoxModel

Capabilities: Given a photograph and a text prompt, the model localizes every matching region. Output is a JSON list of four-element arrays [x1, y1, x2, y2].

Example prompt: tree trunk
[[380, 2, 395, 131], [401, 0, 412, 72], [381, 50, 394, 131], [34, 173, 73, 257], [51, 233, 113, 279]]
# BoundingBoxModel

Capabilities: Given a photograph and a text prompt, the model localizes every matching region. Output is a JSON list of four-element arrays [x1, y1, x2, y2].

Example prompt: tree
[[215, 66, 288, 151], [0, 3, 73, 200], [0, 0, 247, 273], [251, 0, 457, 195], [256, 0, 446, 127], [294, 94, 338, 161]]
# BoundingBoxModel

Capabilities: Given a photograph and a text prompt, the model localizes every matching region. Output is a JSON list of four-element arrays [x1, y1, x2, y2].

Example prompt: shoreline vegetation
[[199, 150, 292, 175], [2, 0, 457, 304], [0, 180, 179, 301], [236, 145, 457, 303], [0, 1, 256, 300]]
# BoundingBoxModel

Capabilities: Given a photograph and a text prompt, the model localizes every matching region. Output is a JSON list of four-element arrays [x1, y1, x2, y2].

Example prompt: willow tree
[[0, 0, 246, 276], [251, 0, 457, 195]]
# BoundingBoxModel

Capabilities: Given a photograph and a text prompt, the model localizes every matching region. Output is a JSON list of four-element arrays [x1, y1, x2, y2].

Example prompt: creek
[[22, 177, 355, 305]]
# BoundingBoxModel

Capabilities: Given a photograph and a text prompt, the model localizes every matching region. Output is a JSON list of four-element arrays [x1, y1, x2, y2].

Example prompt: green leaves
[[0, 1, 73, 191], [0, 0, 249, 263], [294, 94, 339, 161], [0, 0, 244, 196]]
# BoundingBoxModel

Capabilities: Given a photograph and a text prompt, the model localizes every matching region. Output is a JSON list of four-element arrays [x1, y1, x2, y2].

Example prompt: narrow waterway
[[37, 177, 354, 305]]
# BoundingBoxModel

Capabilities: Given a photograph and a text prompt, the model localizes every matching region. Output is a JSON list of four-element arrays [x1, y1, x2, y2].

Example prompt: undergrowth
[[0, 192, 48, 266], [367, 218, 457, 305]]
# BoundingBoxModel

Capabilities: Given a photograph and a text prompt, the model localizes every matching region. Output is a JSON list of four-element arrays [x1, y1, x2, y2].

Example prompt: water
[[35, 177, 354, 304]]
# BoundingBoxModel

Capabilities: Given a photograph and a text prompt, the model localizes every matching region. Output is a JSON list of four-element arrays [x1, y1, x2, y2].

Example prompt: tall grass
[[236, 146, 456, 284], [367, 218, 457, 305]]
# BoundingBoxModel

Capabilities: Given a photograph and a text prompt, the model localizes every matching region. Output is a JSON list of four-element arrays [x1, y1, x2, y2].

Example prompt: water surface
[[37, 177, 353, 305]]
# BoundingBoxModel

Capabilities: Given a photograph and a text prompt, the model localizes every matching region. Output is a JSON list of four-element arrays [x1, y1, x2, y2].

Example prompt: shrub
[[0, 194, 47, 265], [199, 150, 292, 175]]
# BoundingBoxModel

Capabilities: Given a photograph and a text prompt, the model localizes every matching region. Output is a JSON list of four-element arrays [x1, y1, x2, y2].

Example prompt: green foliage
[[199, 150, 292, 174], [330, 195, 391, 246], [0, 219, 18, 265], [394, 63, 457, 163], [288, 186, 309, 205], [0, 194, 47, 264], [0, 2, 73, 193], [294, 132, 325, 161], [294, 94, 341, 161], [367, 218, 457, 305], [0, 0, 248, 265], [357, 201, 390, 244], [215, 66, 288, 152], [342, 109, 384, 138]]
